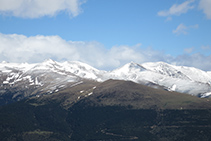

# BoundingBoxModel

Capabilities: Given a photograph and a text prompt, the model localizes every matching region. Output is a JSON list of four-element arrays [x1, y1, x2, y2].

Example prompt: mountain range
[[1, 59, 211, 105], [1, 60, 211, 140]]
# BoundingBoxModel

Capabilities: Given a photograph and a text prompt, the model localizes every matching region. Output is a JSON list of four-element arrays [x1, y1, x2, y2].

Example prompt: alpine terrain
[[1, 59, 211, 105], [1, 60, 211, 140]]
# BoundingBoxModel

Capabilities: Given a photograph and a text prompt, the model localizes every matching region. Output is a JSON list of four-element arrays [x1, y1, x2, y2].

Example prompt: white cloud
[[199, 0, 211, 19], [165, 17, 172, 22], [0, 33, 211, 71], [158, 0, 195, 18], [0, 33, 169, 70], [184, 47, 194, 53], [190, 24, 199, 29], [173, 54, 211, 71], [173, 23, 198, 35], [201, 45, 211, 50], [0, 0, 86, 18], [0, 33, 79, 62], [173, 23, 188, 35]]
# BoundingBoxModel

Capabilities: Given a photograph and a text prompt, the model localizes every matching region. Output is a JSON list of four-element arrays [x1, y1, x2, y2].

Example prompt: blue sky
[[0, 0, 211, 70]]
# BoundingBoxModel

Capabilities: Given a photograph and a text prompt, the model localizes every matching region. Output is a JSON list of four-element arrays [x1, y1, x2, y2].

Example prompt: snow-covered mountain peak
[[41, 59, 60, 68], [174, 65, 211, 84], [61, 61, 103, 80], [107, 62, 146, 82], [126, 61, 144, 69], [142, 62, 190, 80], [142, 61, 174, 72], [63, 61, 100, 72], [0, 61, 34, 73], [112, 62, 145, 74], [29, 59, 62, 72], [1, 60, 211, 100], [43, 59, 57, 65]]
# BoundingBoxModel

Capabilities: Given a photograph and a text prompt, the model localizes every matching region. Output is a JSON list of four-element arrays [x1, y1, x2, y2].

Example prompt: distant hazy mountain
[[0, 59, 211, 105]]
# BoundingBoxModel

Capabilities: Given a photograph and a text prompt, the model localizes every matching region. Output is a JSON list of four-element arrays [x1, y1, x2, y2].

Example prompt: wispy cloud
[[158, 0, 195, 20], [173, 23, 198, 35], [0, 33, 210, 71], [173, 54, 211, 71], [199, 0, 211, 19], [201, 45, 211, 50], [173, 23, 188, 35], [184, 47, 194, 54], [0, 0, 86, 18]]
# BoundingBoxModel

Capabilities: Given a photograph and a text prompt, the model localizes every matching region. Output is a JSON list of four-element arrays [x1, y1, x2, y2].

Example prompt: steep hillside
[[88, 79, 211, 109], [1, 79, 211, 141]]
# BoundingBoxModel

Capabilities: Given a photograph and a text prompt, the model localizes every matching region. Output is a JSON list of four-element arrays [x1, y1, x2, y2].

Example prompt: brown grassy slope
[[29, 79, 211, 110], [87, 79, 211, 109], [28, 79, 100, 109]]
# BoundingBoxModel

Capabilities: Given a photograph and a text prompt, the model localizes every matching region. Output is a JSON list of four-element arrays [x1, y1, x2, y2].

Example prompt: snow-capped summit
[[30, 59, 61, 70], [108, 61, 211, 96], [142, 62, 192, 80], [61, 61, 103, 80], [42, 59, 59, 67], [109, 62, 145, 77], [141, 62, 211, 84]]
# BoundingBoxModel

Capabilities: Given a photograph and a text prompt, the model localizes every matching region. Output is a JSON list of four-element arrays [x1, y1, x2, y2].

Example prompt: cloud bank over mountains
[[0, 0, 85, 18], [0, 33, 211, 71]]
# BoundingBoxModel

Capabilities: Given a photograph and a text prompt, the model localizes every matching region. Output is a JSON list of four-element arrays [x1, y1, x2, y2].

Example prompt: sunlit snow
[[1, 60, 211, 97]]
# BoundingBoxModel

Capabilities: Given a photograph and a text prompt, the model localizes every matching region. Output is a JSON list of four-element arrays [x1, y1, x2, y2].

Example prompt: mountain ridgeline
[[0, 59, 211, 105], [1, 60, 211, 140]]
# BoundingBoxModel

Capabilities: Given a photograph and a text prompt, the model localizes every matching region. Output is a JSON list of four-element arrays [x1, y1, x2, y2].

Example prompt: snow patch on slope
[[201, 92, 211, 98]]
